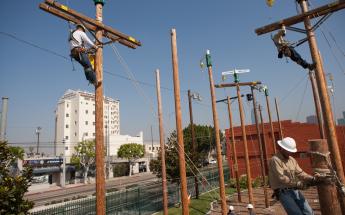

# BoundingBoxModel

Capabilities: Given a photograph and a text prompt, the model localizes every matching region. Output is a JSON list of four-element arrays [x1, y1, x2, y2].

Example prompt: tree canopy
[[0, 141, 34, 214], [150, 124, 224, 183], [117, 143, 144, 176], [71, 140, 96, 183]]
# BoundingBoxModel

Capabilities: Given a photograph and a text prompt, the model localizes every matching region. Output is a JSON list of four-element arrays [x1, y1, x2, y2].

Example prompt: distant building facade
[[338, 111, 345, 125], [55, 90, 143, 162], [306, 115, 318, 124]]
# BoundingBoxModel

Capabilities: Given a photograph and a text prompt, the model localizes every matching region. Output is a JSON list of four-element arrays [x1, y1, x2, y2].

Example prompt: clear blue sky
[[1, 0, 344, 147]]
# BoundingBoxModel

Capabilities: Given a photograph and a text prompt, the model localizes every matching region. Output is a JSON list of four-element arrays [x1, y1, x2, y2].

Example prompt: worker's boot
[[84, 67, 97, 86]]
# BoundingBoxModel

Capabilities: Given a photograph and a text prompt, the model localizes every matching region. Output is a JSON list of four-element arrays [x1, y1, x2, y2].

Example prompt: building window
[[66, 124, 69, 128], [75, 121, 77, 125], [149, 147, 151, 150], [93, 111, 95, 115], [85, 110, 88, 114], [74, 132, 77, 137], [66, 113, 69, 117], [67, 104, 69, 108], [65, 146, 68, 150], [93, 122, 95, 126], [85, 133, 88, 136], [85, 121, 88, 125], [65, 136, 69, 140], [93, 133, 95, 137], [75, 110, 77, 114]]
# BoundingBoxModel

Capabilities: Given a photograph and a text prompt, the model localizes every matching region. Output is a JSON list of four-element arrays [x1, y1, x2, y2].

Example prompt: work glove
[[314, 173, 334, 185]]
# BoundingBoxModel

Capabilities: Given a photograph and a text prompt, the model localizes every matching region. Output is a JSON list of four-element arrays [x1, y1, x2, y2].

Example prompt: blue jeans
[[71, 50, 97, 85], [279, 189, 313, 215]]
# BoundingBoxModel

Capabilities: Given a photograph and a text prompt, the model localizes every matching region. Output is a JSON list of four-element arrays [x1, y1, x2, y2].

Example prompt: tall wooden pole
[[95, 2, 105, 215], [264, 89, 276, 154], [251, 88, 269, 208], [226, 96, 242, 202], [155, 69, 168, 215], [236, 84, 254, 204], [299, 1, 345, 212], [274, 98, 284, 139], [170, 29, 189, 215], [205, 50, 227, 214], [308, 70, 325, 139], [259, 105, 270, 171], [188, 90, 199, 199], [309, 139, 342, 215]]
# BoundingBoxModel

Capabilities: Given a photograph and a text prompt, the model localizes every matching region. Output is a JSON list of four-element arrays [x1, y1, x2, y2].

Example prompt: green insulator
[[93, 0, 105, 5], [234, 73, 239, 83], [264, 88, 269, 96], [206, 53, 212, 67]]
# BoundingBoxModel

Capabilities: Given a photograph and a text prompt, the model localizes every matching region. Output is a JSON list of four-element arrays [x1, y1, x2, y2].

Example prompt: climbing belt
[[308, 150, 345, 196]]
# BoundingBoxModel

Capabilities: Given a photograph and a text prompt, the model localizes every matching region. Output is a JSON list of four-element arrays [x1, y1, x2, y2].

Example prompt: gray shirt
[[69, 30, 95, 50]]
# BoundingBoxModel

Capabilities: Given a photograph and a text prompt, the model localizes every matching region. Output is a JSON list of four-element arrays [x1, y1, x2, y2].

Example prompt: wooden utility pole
[[188, 90, 199, 199], [236, 83, 254, 204], [263, 88, 276, 154], [259, 105, 270, 180], [94, 1, 105, 214], [226, 96, 242, 202], [170, 29, 189, 215], [274, 98, 284, 139], [251, 87, 269, 208], [155, 69, 168, 215], [299, 1, 345, 211], [39, 1, 141, 214], [216, 81, 260, 205], [308, 70, 325, 139], [309, 139, 341, 215], [255, 1, 345, 212], [205, 50, 227, 214]]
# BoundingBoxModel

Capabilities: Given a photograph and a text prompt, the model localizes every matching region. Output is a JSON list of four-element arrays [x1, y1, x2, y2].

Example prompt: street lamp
[[187, 90, 202, 199], [35, 126, 42, 155]]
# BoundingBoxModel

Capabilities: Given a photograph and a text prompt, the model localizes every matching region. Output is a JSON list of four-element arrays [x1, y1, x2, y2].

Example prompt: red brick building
[[225, 120, 345, 179]]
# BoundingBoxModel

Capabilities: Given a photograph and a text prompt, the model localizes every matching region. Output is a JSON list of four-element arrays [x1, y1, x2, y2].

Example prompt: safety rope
[[108, 43, 221, 201], [308, 150, 345, 196]]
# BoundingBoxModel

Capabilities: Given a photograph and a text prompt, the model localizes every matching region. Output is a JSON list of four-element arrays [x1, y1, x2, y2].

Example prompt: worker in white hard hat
[[246, 204, 256, 215], [272, 25, 315, 70], [227, 205, 235, 215], [268, 137, 329, 215]]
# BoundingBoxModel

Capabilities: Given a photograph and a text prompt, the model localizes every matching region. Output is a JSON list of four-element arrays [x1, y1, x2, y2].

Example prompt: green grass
[[155, 186, 236, 215]]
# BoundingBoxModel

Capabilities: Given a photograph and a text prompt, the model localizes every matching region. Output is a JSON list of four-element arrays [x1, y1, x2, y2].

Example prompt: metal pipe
[[0, 97, 9, 142]]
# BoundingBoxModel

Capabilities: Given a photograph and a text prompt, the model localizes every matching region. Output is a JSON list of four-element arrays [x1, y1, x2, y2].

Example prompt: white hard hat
[[229, 205, 234, 211], [277, 137, 297, 153], [247, 204, 254, 209]]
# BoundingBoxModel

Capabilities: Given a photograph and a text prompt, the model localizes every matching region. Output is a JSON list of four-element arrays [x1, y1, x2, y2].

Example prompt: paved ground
[[209, 187, 321, 215]]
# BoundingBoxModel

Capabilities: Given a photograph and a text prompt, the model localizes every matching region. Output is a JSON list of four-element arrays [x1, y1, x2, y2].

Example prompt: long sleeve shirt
[[69, 30, 95, 50], [268, 151, 313, 190], [272, 30, 290, 51]]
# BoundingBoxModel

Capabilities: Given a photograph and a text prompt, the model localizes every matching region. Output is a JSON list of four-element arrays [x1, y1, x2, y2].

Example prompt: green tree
[[117, 143, 144, 176], [150, 124, 224, 183], [71, 140, 96, 183], [0, 141, 34, 214]]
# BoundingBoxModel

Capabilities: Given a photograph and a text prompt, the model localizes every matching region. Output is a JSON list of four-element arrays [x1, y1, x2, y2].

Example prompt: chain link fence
[[30, 166, 229, 215]]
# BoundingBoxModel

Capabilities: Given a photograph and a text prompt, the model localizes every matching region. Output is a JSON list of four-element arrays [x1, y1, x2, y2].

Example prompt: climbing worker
[[272, 25, 315, 70], [227, 205, 236, 215], [69, 24, 100, 86], [246, 204, 256, 215], [268, 137, 331, 215]]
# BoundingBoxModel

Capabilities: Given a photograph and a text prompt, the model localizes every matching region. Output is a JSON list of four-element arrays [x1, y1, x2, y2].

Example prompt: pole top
[[206, 50, 210, 55], [2, 97, 9, 100], [93, 0, 105, 6]]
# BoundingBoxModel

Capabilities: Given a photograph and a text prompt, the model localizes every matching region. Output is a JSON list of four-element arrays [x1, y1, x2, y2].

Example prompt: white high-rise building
[[55, 89, 120, 159]]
